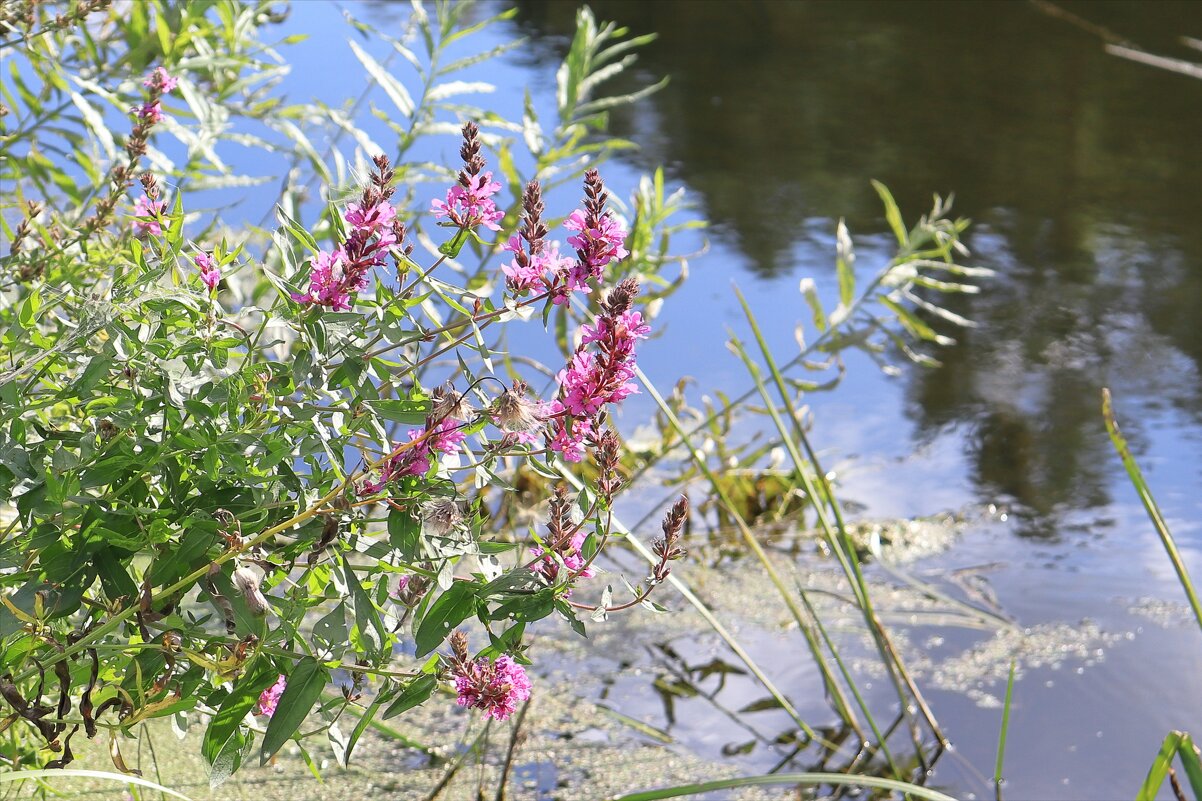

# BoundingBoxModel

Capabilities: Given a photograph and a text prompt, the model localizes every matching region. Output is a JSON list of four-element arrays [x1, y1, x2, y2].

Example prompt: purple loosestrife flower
[[195, 252, 220, 292], [292, 248, 359, 311], [293, 159, 398, 311], [432, 122, 504, 233], [132, 194, 165, 236], [531, 526, 596, 583], [546, 170, 628, 307], [358, 420, 466, 496], [133, 101, 164, 125], [453, 655, 532, 721], [431, 172, 503, 232], [546, 279, 647, 461], [547, 415, 593, 463], [345, 200, 396, 235], [565, 209, 628, 278], [255, 674, 287, 717], [501, 237, 574, 297], [143, 67, 179, 93]]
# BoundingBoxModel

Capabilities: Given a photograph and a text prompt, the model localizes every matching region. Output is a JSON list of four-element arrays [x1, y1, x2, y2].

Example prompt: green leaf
[[0, 770, 195, 801], [609, 773, 958, 801], [1137, 731, 1186, 801], [342, 682, 394, 766], [414, 582, 477, 657], [834, 219, 855, 309], [380, 674, 437, 720], [437, 227, 470, 258], [871, 180, 908, 248], [259, 657, 329, 765], [1177, 733, 1202, 800], [488, 587, 555, 623], [348, 39, 414, 117], [798, 278, 828, 332], [387, 505, 422, 561], [364, 399, 430, 425], [342, 557, 386, 657], [202, 667, 276, 770], [17, 288, 40, 328]]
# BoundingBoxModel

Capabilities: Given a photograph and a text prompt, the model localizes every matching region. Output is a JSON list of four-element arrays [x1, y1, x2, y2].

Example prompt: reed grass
[[1102, 388, 1202, 641], [993, 658, 1016, 801], [0, 769, 194, 801], [605, 771, 960, 801]]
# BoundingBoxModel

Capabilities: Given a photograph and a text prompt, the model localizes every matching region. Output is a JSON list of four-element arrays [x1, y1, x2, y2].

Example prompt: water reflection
[[511, 0, 1202, 537]]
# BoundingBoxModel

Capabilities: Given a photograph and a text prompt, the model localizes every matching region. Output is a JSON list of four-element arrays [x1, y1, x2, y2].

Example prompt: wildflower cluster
[[448, 632, 532, 721], [547, 277, 649, 461], [108, 67, 178, 236], [194, 251, 220, 292], [359, 417, 466, 495], [531, 486, 596, 583], [293, 155, 407, 310], [4, 66, 684, 772], [430, 122, 503, 232], [500, 169, 629, 309]]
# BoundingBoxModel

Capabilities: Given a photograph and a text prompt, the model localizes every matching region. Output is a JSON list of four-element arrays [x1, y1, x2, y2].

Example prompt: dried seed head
[[421, 497, 465, 538], [96, 419, 119, 442], [593, 428, 623, 497], [652, 496, 689, 582], [457, 121, 485, 184], [431, 382, 472, 423], [232, 566, 270, 617], [491, 381, 544, 435], [520, 180, 547, 255]]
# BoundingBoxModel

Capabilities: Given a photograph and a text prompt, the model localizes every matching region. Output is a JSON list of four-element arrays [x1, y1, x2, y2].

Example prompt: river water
[[222, 2, 1202, 799]]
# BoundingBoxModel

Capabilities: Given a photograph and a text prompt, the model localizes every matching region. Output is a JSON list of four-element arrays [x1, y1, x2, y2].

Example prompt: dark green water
[[512, 0, 1202, 535]]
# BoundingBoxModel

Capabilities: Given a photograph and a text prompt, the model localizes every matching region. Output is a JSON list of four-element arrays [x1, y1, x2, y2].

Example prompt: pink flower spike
[[431, 171, 504, 232], [293, 248, 362, 311], [255, 674, 287, 717], [132, 195, 166, 236], [345, 201, 397, 235], [195, 252, 220, 292], [454, 655, 532, 721], [143, 67, 178, 93], [133, 101, 164, 124]]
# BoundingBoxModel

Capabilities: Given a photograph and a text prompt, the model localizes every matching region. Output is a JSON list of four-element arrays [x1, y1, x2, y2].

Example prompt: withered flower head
[[652, 495, 689, 582], [491, 380, 544, 435], [421, 497, 465, 538], [431, 382, 472, 423]]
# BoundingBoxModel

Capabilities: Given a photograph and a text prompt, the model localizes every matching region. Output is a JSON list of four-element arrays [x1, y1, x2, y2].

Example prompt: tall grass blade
[[1102, 388, 1202, 640], [797, 586, 904, 781], [606, 771, 959, 801], [1137, 731, 1188, 801], [734, 285, 945, 747], [723, 333, 865, 730], [1176, 733, 1202, 801], [622, 367, 864, 739], [994, 658, 1016, 801], [0, 770, 194, 801]]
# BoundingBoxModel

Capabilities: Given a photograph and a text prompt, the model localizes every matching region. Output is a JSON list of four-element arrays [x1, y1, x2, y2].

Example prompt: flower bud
[[232, 566, 270, 617]]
